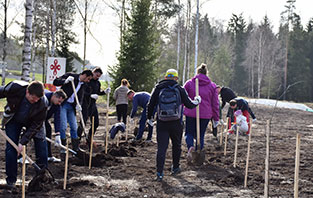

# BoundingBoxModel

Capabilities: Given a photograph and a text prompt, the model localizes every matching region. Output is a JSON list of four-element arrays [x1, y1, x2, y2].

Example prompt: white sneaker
[[48, 156, 61, 163], [17, 157, 29, 164]]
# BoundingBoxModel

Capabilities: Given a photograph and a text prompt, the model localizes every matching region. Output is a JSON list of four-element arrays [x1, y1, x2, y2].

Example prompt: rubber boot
[[60, 138, 67, 161], [71, 138, 80, 153]]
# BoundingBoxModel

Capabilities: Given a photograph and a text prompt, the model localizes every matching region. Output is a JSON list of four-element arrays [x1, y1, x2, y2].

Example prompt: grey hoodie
[[113, 85, 129, 105]]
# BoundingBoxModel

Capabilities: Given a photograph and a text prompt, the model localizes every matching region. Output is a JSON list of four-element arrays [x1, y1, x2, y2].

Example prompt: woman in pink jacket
[[183, 64, 219, 161]]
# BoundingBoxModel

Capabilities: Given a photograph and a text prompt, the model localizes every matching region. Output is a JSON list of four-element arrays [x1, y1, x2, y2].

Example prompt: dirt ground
[[0, 102, 313, 198]]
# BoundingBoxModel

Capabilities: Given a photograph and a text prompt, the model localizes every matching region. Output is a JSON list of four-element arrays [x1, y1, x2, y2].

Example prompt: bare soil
[[0, 103, 313, 198]]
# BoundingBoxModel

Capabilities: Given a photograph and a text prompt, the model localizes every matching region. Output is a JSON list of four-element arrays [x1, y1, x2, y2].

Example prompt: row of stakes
[[217, 118, 301, 198]]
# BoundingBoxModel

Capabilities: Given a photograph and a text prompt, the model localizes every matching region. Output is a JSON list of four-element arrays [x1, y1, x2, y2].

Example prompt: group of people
[[0, 63, 257, 187], [0, 67, 109, 187]]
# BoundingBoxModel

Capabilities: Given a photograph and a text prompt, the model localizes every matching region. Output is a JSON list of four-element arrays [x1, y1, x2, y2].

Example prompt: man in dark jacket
[[44, 89, 67, 162], [77, 67, 109, 147], [0, 80, 47, 187], [147, 69, 201, 182], [217, 86, 237, 109], [53, 70, 92, 152]]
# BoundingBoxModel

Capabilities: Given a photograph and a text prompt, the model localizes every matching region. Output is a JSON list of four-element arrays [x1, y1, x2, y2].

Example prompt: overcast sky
[[4, 0, 313, 74]]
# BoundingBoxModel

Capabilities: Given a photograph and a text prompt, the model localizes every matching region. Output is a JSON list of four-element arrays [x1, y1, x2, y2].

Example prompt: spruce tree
[[110, 0, 158, 92]]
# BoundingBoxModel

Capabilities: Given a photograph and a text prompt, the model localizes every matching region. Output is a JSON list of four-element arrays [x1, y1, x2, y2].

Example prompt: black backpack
[[157, 84, 182, 121]]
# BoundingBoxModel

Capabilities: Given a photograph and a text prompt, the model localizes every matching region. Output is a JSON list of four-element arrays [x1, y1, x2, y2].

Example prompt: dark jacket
[[0, 81, 48, 145], [83, 78, 105, 108], [231, 98, 256, 119], [53, 73, 86, 106], [45, 91, 61, 132], [220, 87, 237, 109], [147, 79, 197, 120]]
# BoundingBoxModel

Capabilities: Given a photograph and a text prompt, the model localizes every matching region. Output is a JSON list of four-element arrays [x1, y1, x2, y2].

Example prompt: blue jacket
[[130, 92, 151, 118], [45, 90, 61, 132]]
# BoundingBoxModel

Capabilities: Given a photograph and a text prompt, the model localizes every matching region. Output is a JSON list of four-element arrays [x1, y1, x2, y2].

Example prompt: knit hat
[[234, 110, 242, 117]]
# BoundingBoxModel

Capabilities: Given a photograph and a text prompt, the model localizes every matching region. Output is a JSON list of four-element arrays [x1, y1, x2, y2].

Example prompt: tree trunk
[[182, 0, 190, 84], [194, 0, 199, 75], [31, 0, 38, 81], [120, 0, 125, 51], [21, 0, 33, 82], [45, 0, 51, 83], [83, 0, 88, 70], [176, 0, 181, 74], [2, 0, 8, 85], [51, 0, 56, 56]]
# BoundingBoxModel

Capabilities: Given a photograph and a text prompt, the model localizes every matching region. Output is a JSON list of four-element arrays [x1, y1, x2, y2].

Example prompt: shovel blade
[[191, 150, 205, 166]]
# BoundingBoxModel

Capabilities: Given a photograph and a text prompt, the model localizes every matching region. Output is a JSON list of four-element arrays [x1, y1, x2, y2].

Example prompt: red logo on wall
[[50, 59, 61, 75]]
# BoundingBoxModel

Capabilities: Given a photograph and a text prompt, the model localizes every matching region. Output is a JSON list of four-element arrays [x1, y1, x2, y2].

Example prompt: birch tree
[[182, 0, 191, 83], [21, 0, 33, 81], [176, 0, 181, 73], [194, 0, 199, 74]]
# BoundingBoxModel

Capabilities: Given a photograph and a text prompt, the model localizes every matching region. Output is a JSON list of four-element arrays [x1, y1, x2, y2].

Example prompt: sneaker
[[17, 157, 29, 164], [145, 139, 152, 143], [156, 172, 163, 182], [48, 156, 61, 163], [171, 167, 181, 176], [187, 146, 194, 163]]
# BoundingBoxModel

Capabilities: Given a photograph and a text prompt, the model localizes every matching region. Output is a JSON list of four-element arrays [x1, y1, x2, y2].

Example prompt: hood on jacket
[[191, 74, 212, 86], [155, 79, 178, 90]]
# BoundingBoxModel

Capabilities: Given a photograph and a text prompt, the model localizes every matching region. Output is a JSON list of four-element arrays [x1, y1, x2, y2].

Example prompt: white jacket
[[236, 114, 249, 133]]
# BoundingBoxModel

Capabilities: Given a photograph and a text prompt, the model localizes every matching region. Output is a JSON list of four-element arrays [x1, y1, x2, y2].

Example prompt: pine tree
[[110, 0, 158, 92]]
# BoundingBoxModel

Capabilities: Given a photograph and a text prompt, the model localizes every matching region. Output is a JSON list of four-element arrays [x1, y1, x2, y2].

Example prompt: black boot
[[71, 138, 80, 153], [60, 138, 67, 161]]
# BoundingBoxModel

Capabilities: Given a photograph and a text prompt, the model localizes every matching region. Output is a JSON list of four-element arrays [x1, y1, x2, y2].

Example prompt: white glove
[[253, 118, 257, 122], [17, 143, 23, 155], [105, 87, 111, 94], [213, 120, 219, 128], [192, 96, 202, 105], [147, 119, 154, 127], [65, 76, 74, 84], [90, 94, 99, 100], [130, 118, 134, 125], [76, 104, 82, 111], [54, 135, 61, 146]]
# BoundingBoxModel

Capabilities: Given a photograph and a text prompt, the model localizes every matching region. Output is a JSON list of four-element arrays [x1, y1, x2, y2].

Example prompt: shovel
[[46, 137, 77, 155], [0, 129, 41, 171], [71, 80, 87, 140], [192, 78, 205, 165]]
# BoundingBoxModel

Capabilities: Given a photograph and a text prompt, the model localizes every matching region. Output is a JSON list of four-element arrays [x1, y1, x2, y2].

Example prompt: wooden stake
[[63, 139, 69, 190], [89, 117, 95, 169], [126, 116, 129, 141], [233, 123, 239, 168], [294, 133, 300, 198], [105, 89, 110, 154], [224, 117, 229, 156], [219, 121, 224, 146], [195, 78, 200, 152], [244, 119, 253, 188], [264, 120, 270, 198], [22, 146, 26, 198]]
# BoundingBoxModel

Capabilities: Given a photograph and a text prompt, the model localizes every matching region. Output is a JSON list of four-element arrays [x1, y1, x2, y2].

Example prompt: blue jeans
[[5, 119, 48, 184], [60, 102, 78, 139], [185, 116, 209, 150], [136, 108, 154, 140]]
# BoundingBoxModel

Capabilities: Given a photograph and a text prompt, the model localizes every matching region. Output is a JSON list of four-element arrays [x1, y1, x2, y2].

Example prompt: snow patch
[[246, 98, 313, 112]]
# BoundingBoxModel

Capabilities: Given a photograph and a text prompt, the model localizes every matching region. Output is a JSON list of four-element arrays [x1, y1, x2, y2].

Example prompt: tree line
[[110, 0, 313, 102]]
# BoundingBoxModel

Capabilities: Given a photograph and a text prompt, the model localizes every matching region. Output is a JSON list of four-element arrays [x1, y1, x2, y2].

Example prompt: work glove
[[90, 94, 99, 100], [76, 104, 82, 112], [65, 76, 74, 84], [130, 118, 134, 125], [54, 135, 61, 146], [252, 118, 257, 122], [192, 96, 202, 105], [147, 119, 154, 127], [105, 87, 111, 94], [213, 120, 219, 128]]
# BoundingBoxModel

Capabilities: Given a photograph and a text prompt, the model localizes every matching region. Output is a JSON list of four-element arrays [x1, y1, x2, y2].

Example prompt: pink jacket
[[183, 74, 219, 121]]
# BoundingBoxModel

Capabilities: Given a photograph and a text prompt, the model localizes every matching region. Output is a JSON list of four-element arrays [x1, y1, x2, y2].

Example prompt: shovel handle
[[0, 129, 41, 171], [46, 137, 77, 155], [71, 81, 87, 135], [195, 78, 200, 151]]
